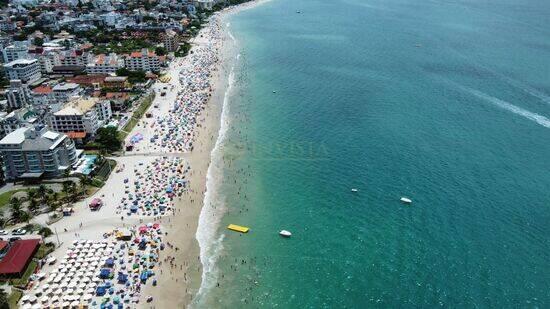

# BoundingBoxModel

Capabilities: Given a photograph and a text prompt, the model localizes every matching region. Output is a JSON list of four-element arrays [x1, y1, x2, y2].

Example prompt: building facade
[[3, 59, 42, 84], [5, 80, 32, 109], [86, 53, 123, 75], [0, 127, 78, 180], [125, 49, 160, 72]]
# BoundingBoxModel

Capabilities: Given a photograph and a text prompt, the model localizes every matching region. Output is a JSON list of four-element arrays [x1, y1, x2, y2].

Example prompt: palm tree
[[27, 188, 37, 202], [37, 184, 48, 203], [28, 198, 40, 214], [10, 197, 24, 223]]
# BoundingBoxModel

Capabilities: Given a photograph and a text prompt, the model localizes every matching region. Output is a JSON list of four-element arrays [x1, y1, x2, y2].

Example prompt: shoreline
[[19, 1, 269, 308]]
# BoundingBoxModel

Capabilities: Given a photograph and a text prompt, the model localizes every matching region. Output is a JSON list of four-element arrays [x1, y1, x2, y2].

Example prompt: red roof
[[0, 239, 40, 275], [32, 85, 53, 94], [66, 131, 87, 139]]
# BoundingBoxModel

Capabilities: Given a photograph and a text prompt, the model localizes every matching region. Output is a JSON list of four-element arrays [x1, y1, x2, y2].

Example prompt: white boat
[[351, 188, 358, 192], [279, 230, 292, 237], [400, 197, 412, 204]]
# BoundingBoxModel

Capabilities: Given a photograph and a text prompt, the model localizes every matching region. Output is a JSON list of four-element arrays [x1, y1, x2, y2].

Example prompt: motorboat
[[279, 230, 292, 237], [400, 197, 412, 204], [351, 188, 358, 192]]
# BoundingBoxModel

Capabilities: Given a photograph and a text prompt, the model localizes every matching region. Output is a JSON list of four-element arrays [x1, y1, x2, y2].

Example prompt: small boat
[[272, 90, 277, 93], [279, 230, 292, 237], [351, 188, 358, 192], [400, 197, 412, 204]]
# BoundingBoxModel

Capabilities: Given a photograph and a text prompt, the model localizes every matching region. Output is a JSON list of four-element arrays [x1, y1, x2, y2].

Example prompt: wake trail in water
[[464, 87, 550, 129]]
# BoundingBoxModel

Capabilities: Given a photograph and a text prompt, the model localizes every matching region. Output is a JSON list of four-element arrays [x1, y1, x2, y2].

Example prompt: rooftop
[[53, 83, 80, 91], [3, 58, 38, 68], [0, 127, 68, 151], [55, 97, 99, 116]]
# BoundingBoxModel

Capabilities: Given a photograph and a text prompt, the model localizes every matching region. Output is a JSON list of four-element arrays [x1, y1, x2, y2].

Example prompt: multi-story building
[[5, 80, 32, 109], [163, 30, 179, 52], [125, 49, 160, 72], [3, 59, 42, 84], [0, 112, 22, 140], [0, 126, 78, 180], [31, 85, 61, 112], [86, 53, 124, 75], [2, 41, 29, 63], [48, 98, 112, 135], [52, 83, 81, 103], [58, 50, 93, 67]]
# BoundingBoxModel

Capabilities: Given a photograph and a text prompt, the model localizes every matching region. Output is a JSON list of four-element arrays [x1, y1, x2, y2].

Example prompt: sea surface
[[194, 0, 550, 307]]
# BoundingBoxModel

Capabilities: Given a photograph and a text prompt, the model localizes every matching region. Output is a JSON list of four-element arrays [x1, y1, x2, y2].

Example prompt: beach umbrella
[[62, 301, 70, 307], [51, 295, 59, 303], [21, 304, 32, 309], [83, 293, 93, 301], [40, 296, 49, 303], [28, 295, 37, 303], [21, 295, 30, 302]]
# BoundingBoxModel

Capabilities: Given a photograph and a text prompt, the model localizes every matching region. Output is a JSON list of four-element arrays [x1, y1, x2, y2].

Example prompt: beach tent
[[96, 286, 107, 296]]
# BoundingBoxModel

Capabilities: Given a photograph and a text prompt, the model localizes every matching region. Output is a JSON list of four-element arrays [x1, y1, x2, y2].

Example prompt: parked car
[[12, 228, 27, 235], [0, 230, 8, 236]]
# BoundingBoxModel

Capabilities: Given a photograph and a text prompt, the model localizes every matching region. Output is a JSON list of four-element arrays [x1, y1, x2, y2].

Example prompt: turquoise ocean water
[[194, 0, 550, 307]]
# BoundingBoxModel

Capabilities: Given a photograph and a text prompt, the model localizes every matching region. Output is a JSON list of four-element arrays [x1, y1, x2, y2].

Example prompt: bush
[[38, 227, 53, 237]]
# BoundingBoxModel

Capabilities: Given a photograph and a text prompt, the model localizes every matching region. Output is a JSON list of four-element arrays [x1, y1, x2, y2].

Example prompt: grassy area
[[118, 92, 155, 139], [0, 189, 28, 208], [94, 159, 117, 182], [8, 289, 22, 309], [9, 260, 37, 288], [35, 244, 55, 260]]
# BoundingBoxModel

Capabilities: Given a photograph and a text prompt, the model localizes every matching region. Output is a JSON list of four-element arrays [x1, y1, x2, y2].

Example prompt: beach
[[21, 5, 246, 308]]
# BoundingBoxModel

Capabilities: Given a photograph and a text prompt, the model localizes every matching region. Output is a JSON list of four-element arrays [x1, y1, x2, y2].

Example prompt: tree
[[155, 46, 167, 56], [34, 37, 44, 46], [95, 127, 122, 153], [38, 227, 53, 237], [27, 188, 37, 202], [0, 288, 8, 309], [28, 198, 40, 213], [38, 184, 48, 203], [10, 197, 24, 223]]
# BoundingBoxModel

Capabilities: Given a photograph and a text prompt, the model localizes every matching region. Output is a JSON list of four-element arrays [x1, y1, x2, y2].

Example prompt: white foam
[[193, 58, 237, 307], [467, 88, 550, 128]]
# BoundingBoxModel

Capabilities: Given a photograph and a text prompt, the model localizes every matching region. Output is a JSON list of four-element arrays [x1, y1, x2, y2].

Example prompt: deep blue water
[[195, 0, 550, 307]]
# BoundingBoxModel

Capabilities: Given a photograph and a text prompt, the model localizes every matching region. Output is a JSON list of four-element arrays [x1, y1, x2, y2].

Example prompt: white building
[[163, 29, 179, 52], [58, 50, 93, 67], [49, 98, 112, 135], [2, 41, 29, 63], [86, 53, 124, 75], [125, 49, 160, 72], [101, 12, 120, 27], [52, 83, 81, 103], [31, 85, 59, 111], [3, 59, 42, 84], [0, 126, 78, 180], [5, 80, 32, 109]]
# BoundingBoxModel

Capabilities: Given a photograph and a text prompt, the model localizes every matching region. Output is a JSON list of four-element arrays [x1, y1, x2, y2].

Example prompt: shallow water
[[195, 0, 550, 307]]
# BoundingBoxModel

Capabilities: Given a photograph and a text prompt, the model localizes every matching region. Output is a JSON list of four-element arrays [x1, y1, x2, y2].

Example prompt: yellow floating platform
[[227, 224, 249, 233]]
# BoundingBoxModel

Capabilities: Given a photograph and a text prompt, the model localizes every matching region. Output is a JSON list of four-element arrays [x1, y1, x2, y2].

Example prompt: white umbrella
[[31, 304, 41, 309], [65, 288, 74, 295], [40, 296, 49, 303], [82, 293, 93, 301], [21, 295, 30, 302], [28, 295, 37, 303], [76, 288, 84, 295], [51, 295, 59, 303], [41, 284, 50, 290], [70, 300, 80, 307], [21, 304, 32, 309], [62, 301, 70, 307], [54, 288, 63, 295]]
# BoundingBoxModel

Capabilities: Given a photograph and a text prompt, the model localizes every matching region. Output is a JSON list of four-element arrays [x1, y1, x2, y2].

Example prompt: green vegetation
[[119, 92, 155, 139], [92, 38, 151, 55], [35, 243, 55, 260], [0, 190, 28, 209], [95, 127, 122, 153], [9, 260, 37, 288], [7, 289, 21, 309], [175, 42, 192, 58], [116, 68, 147, 84], [155, 46, 167, 56], [94, 159, 117, 182]]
